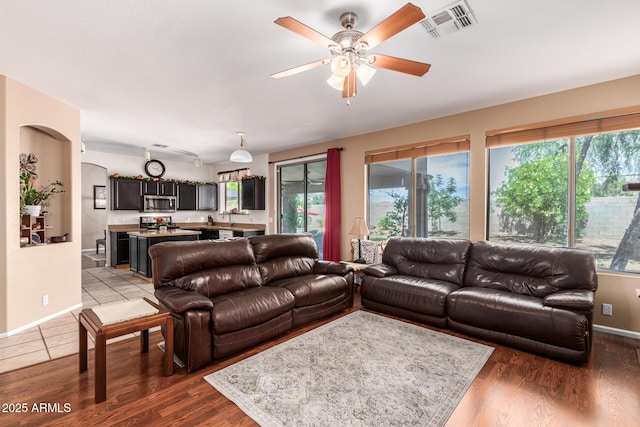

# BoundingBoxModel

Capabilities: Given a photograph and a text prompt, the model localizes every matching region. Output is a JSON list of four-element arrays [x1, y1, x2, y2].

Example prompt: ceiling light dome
[[230, 132, 253, 163]]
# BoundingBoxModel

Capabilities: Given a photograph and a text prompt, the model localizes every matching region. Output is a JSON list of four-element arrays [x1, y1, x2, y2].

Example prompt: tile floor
[[0, 254, 158, 374]]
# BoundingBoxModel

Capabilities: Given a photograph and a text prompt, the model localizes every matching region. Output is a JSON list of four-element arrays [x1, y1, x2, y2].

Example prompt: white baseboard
[[593, 324, 640, 340], [0, 303, 83, 338]]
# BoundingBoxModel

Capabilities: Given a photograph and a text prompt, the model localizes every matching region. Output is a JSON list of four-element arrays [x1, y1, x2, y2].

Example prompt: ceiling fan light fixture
[[330, 55, 351, 78], [230, 132, 253, 163], [327, 74, 345, 91], [356, 63, 376, 86]]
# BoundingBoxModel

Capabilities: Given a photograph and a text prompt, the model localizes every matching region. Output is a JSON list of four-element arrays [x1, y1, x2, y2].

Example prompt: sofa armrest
[[364, 263, 398, 278], [155, 286, 213, 314], [543, 289, 594, 311], [313, 261, 352, 275]]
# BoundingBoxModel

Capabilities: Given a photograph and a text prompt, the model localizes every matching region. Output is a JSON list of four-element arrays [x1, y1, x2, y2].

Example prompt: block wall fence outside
[[488, 196, 637, 240]]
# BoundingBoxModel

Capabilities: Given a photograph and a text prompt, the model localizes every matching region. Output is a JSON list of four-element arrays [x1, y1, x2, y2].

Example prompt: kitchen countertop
[[180, 222, 265, 232], [127, 229, 202, 237], [109, 222, 265, 233]]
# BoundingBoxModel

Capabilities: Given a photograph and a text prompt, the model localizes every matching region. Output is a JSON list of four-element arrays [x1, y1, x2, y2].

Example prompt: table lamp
[[350, 216, 370, 263]]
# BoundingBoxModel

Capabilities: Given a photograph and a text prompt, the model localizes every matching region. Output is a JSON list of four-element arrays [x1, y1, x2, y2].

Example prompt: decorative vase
[[159, 225, 168, 232], [24, 205, 42, 217]]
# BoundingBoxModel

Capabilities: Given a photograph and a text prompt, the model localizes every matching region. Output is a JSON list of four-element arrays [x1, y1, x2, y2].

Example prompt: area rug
[[204, 310, 493, 427]]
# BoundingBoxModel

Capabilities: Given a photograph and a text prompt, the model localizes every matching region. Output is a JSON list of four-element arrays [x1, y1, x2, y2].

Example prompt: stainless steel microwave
[[143, 195, 176, 213]]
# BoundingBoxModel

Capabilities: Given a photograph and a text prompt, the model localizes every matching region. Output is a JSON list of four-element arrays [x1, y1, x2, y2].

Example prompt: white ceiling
[[1, 0, 639, 165]]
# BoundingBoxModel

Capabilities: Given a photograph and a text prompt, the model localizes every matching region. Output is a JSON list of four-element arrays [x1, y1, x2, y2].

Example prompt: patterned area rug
[[204, 311, 493, 427]]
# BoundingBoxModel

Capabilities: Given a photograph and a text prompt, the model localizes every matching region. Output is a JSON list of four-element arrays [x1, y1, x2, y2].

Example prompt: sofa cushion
[[361, 275, 461, 318], [382, 237, 471, 286], [150, 239, 262, 298], [464, 242, 598, 298], [250, 234, 318, 284], [447, 287, 590, 351], [211, 287, 295, 334], [269, 274, 348, 307]]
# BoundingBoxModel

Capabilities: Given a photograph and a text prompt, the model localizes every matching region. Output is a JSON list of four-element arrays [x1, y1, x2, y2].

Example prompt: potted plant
[[20, 172, 65, 217]]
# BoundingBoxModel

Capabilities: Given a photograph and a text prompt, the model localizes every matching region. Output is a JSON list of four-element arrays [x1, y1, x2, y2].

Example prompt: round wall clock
[[144, 159, 166, 178]]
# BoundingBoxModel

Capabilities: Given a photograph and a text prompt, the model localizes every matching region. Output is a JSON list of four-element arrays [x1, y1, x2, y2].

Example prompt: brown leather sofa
[[361, 238, 598, 364], [149, 234, 353, 371]]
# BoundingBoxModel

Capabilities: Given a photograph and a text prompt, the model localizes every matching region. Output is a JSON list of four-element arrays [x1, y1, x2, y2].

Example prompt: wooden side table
[[79, 297, 173, 403], [340, 261, 374, 286]]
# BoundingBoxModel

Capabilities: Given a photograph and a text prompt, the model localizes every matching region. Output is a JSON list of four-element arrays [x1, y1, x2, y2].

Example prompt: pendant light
[[230, 132, 253, 163]]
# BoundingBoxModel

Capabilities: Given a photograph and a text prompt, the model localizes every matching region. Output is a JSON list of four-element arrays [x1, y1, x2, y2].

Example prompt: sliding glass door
[[278, 159, 326, 257]]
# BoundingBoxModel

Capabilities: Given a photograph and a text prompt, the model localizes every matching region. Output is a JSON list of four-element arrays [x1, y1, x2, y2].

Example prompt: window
[[487, 111, 640, 273], [368, 159, 412, 238], [224, 181, 239, 213], [367, 136, 470, 240], [217, 168, 249, 214]]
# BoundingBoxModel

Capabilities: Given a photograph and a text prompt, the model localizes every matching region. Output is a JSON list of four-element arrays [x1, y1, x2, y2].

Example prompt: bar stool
[[96, 230, 106, 254]]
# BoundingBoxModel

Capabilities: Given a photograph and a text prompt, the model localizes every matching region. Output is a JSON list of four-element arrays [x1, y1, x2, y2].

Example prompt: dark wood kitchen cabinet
[[129, 232, 200, 278], [109, 231, 131, 266], [197, 183, 217, 211], [143, 180, 176, 196], [111, 178, 142, 210], [177, 183, 197, 210], [240, 178, 265, 210]]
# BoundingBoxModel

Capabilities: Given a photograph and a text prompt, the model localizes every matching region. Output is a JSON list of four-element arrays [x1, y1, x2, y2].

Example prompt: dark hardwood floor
[[1, 294, 639, 426]]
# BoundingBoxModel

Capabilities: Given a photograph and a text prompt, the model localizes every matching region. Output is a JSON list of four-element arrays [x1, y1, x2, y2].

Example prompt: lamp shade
[[356, 63, 376, 87], [230, 148, 252, 163], [327, 74, 345, 91], [230, 132, 253, 163], [330, 55, 351, 78], [349, 217, 370, 236]]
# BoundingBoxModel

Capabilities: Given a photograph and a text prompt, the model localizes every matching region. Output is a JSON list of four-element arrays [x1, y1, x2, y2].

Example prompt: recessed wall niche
[[20, 125, 72, 244]]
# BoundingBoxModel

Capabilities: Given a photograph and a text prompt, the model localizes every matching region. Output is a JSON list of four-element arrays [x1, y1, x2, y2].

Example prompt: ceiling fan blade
[[342, 70, 357, 98], [369, 54, 431, 76], [275, 16, 337, 49], [357, 3, 425, 50], [270, 59, 328, 79]]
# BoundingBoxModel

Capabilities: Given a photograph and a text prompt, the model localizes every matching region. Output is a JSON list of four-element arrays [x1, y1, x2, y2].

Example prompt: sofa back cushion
[[382, 237, 471, 286], [464, 241, 598, 297], [250, 234, 317, 285], [149, 239, 262, 298]]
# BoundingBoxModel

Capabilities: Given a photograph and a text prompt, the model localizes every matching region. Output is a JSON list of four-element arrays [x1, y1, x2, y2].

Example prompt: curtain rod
[[217, 167, 250, 175], [268, 147, 343, 164]]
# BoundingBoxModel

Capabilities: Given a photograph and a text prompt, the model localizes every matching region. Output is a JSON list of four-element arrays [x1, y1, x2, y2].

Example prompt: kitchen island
[[108, 221, 265, 269], [180, 222, 265, 240], [128, 229, 201, 278]]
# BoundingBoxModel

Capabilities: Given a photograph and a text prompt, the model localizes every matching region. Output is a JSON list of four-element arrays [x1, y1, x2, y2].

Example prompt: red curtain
[[323, 148, 341, 261]]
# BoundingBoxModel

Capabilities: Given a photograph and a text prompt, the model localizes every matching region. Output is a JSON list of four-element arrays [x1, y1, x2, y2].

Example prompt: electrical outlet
[[42, 295, 48, 306], [602, 303, 613, 316]]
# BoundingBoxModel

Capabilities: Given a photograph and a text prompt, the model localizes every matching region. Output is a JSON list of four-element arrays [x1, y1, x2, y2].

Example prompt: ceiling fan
[[271, 3, 431, 100]]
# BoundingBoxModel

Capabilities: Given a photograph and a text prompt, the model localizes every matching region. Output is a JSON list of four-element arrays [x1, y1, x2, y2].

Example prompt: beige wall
[[269, 74, 640, 334], [1, 76, 81, 334]]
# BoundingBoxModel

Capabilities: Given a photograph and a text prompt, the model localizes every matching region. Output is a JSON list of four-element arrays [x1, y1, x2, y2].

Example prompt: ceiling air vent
[[421, 0, 477, 39]]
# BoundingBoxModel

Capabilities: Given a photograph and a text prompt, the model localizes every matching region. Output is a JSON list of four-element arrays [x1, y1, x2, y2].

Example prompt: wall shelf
[[21, 214, 47, 245]]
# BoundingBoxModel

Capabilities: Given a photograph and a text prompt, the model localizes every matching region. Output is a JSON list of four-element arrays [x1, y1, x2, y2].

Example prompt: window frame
[[366, 135, 471, 239]]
